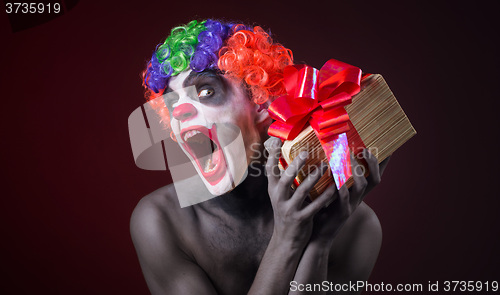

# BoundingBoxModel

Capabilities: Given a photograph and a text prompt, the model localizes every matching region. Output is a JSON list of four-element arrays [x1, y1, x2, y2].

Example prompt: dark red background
[[1, 1, 499, 293]]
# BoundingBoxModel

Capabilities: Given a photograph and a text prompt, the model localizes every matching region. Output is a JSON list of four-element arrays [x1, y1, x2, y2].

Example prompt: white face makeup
[[165, 70, 264, 196]]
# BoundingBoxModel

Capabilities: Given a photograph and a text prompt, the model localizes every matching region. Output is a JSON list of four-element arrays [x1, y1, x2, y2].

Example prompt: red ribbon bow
[[268, 59, 362, 143]]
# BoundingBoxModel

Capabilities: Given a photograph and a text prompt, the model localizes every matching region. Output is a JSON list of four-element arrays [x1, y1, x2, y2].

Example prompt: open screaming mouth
[[180, 125, 227, 185]]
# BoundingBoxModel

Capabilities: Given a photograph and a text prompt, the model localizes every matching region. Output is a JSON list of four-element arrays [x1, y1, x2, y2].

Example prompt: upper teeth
[[183, 130, 201, 141]]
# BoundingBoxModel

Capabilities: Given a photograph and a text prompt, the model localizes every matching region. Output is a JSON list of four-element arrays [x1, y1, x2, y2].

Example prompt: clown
[[132, 19, 390, 295], [143, 20, 292, 197]]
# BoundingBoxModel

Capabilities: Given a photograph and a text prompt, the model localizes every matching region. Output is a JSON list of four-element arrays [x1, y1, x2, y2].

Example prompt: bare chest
[[188, 216, 273, 294]]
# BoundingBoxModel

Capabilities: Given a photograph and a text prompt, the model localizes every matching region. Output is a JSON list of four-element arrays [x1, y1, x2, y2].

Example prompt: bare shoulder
[[335, 201, 382, 255], [329, 202, 382, 282], [131, 184, 176, 230], [130, 186, 219, 294], [344, 201, 382, 243], [130, 184, 195, 253], [131, 184, 179, 215]]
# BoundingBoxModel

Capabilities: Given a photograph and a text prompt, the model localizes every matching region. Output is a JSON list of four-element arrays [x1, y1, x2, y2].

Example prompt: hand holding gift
[[268, 59, 416, 200]]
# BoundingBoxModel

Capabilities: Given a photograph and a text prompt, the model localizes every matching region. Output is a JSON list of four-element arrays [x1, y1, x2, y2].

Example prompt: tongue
[[212, 148, 220, 164], [203, 147, 220, 173]]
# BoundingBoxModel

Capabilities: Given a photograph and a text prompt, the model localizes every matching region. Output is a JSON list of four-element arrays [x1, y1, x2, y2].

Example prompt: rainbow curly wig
[[142, 19, 294, 129]]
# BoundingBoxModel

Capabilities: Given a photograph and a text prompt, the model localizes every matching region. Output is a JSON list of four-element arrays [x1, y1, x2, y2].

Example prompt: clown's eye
[[198, 88, 214, 98]]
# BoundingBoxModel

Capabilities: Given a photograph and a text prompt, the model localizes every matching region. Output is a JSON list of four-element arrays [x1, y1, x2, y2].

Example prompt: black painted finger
[[292, 162, 329, 208], [363, 148, 381, 185], [300, 179, 337, 218], [264, 137, 282, 186], [351, 152, 368, 200], [337, 184, 351, 220], [279, 150, 309, 187]]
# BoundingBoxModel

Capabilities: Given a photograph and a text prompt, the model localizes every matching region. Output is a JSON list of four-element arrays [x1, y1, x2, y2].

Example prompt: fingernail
[[263, 138, 272, 150], [299, 151, 308, 160], [264, 137, 278, 151]]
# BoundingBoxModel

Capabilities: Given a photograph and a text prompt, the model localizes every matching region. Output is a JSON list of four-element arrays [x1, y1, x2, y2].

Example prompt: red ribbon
[[268, 59, 362, 143]]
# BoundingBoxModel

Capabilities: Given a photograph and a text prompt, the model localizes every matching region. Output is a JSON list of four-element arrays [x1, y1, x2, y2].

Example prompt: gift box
[[268, 60, 416, 199]]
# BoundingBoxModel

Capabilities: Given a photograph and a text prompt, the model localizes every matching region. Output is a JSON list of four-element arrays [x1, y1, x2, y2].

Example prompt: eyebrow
[[183, 70, 222, 87], [165, 70, 222, 93]]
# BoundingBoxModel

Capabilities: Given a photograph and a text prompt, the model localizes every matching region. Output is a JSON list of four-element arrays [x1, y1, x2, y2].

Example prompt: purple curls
[[190, 50, 216, 72], [189, 20, 231, 73], [145, 53, 168, 93]]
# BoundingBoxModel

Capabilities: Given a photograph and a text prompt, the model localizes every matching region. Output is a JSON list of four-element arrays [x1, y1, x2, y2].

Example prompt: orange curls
[[141, 66, 171, 128], [218, 26, 293, 105]]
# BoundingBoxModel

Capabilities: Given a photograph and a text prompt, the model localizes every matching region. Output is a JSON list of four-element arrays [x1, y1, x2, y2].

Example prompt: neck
[[201, 163, 272, 219]]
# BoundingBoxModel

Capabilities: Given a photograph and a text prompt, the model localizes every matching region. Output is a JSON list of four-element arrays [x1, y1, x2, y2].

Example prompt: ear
[[254, 104, 270, 125]]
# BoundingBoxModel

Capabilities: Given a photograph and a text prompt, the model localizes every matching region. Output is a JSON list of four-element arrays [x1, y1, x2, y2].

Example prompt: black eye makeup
[[185, 70, 228, 106], [165, 70, 229, 114]]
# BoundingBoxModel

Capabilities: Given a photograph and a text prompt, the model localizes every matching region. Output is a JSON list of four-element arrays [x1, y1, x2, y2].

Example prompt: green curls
[[156, 20, 207, 76]]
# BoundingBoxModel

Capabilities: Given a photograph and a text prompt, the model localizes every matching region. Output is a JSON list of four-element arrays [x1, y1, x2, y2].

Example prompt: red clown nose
[[172, 103, 198, 122]]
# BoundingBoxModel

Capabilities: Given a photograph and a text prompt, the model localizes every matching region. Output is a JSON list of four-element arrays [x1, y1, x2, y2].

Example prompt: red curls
[[218, 26, 293, 105]]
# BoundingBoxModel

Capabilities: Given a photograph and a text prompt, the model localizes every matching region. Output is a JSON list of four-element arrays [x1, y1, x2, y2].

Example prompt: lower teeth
[[204, 156, 217, 173]]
